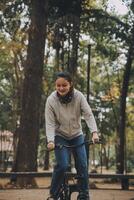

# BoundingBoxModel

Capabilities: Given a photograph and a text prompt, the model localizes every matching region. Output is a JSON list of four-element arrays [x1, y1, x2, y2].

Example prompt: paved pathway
[[0, 189, 134, 200]]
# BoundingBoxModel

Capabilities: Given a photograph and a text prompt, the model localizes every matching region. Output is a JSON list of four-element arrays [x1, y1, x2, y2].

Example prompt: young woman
[[45, 71, 99, 200]]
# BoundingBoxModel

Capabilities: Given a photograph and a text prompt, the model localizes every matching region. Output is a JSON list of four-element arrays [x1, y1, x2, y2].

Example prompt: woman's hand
[[47, 142, 55, 150], [92, 132, 100, 143]]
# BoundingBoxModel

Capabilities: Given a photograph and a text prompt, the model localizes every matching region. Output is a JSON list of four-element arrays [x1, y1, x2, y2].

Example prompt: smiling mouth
[[59, 90, 66, 93], [58, 91, 67, 95]]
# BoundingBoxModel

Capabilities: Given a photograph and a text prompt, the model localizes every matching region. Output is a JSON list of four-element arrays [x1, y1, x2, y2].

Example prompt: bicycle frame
[[47, 139, 102, 200]]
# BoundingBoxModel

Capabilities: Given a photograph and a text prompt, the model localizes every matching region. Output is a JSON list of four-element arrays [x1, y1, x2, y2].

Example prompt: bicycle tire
[[65, 188, 71, 200], [58, 186, 70, 200]]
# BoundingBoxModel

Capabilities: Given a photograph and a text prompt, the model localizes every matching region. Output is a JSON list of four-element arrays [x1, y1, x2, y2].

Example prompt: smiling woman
[[107, 0, 128, 15], [45, 71, 99, 199]]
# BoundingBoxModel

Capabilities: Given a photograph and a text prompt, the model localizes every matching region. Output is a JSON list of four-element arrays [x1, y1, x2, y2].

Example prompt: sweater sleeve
[[80, 93, 98, 133], [45, 98, 56, 142]]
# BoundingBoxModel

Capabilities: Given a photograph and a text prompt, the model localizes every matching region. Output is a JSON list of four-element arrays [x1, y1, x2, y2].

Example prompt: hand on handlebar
[[92, 132, 100, 144], [47, 142, 55, 151]]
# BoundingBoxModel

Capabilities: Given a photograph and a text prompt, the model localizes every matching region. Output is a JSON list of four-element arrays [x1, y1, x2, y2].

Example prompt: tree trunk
[[116, 29, 134, 174], [12, 0, 48, 186], [68, 15, 80, 76]]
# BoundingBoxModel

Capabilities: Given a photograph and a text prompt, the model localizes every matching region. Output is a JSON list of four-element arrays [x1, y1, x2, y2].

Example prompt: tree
[[12, 0, 48, 186], [117, 23, 134, 173], [80, 1, 134, 173]]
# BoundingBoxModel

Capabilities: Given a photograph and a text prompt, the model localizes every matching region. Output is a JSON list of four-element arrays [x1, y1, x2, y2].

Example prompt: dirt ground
[[0, 188, 134, 200], [0, 177, 134, 200]]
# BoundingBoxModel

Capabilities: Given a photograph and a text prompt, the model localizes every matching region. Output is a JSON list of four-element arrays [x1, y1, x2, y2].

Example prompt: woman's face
[[55, 77, 72, 96]]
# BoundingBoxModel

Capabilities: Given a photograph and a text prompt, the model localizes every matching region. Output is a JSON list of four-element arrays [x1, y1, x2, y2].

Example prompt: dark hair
[[54, 71, 72, 83], [55, 71, 74, 104]]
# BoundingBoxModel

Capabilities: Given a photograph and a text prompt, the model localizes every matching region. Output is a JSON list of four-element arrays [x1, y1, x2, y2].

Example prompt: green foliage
[[0, 0, 30, 37], [0, 0, 134, 171], [0, 35, 14, 130], [126, 128, 134, 172]]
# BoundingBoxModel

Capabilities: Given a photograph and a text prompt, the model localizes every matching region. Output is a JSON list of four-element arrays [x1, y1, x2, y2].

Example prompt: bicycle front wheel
[[58, 188, 71, 200]]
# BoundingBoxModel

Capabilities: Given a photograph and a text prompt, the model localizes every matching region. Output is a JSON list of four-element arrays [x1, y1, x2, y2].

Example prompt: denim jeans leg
[[50, 136, 70, 197], [72, 135, 89, 193]]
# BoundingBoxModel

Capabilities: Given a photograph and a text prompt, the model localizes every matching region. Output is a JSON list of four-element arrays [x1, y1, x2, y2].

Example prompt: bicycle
[[47, 139, 102, 200]]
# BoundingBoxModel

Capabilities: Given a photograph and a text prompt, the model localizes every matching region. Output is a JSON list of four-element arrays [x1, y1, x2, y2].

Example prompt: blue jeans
[[50, 135, 89, 197]]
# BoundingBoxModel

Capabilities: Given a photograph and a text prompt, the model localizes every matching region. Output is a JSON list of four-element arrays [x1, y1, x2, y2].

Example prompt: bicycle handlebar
[[55, 139, 102, 149]]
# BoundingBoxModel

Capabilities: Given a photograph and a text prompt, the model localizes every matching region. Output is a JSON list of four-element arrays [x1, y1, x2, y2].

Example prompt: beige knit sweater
[[45, 89, 98, 142]]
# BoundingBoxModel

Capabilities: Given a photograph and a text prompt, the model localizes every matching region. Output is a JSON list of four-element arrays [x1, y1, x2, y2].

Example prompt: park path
[[0, 189, 134, 200]]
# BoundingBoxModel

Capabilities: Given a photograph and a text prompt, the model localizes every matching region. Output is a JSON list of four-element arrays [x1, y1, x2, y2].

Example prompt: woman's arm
[[80, 93, 98, 133], [45, 98, 56, 143]]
